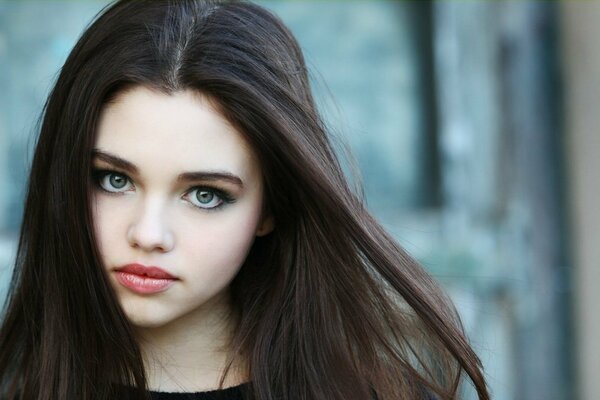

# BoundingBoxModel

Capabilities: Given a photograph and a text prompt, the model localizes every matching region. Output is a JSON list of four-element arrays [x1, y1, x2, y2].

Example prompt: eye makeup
[[92, 149, 245, 188], [90, 167, 237, 212]]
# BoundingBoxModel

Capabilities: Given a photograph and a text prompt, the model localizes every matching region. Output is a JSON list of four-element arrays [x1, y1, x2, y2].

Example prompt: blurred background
[[0, 1, 597, 399]]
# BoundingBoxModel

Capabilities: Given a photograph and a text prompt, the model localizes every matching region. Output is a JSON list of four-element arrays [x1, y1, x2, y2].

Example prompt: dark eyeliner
[[90, 168, 130, 194], [199, 186, 235, 203], [187, 186, 236, 212]]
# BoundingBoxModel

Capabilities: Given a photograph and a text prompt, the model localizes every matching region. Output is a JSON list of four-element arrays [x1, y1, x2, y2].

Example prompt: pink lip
[[114, 263, 178, 294]]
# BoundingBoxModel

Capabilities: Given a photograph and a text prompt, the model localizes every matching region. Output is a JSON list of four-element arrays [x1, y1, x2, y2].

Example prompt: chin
[[126, 312, 173, 329], [117, 299, 179, 329]]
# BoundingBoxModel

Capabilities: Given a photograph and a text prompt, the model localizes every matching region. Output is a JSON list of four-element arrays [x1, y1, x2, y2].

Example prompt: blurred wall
[[561, 3, 600, 400]]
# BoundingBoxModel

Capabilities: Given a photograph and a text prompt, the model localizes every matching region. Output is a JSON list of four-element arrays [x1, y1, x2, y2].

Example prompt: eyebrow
[[91, 149, 244, 187]]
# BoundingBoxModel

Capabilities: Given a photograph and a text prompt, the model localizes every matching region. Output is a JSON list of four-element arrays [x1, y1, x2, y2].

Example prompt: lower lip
[[115, 271, 177, 294]]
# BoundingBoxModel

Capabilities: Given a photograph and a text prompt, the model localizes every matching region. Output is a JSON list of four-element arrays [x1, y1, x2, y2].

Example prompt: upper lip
[[115, 263, 178, 279]]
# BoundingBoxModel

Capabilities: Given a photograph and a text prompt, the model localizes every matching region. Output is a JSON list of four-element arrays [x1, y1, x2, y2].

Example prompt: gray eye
[[109, 174, 128, 189], [188, 188, 223, 209], [97, 172, 131, 193], [196, 190, 214, 204]]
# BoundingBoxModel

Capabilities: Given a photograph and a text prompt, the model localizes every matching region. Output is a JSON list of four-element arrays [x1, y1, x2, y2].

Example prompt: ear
[[255, 214, 274, 237]]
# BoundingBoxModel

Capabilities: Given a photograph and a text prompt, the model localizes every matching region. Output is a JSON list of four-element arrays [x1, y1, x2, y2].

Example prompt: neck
[[135, 293, 246, 392]]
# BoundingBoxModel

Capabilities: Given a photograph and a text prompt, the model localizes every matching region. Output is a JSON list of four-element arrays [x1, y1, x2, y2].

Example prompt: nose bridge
[[128, 194, 174, 252]]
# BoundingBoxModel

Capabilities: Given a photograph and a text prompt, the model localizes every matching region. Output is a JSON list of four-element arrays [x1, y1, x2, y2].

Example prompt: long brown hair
[[0, 1, 489, 399]]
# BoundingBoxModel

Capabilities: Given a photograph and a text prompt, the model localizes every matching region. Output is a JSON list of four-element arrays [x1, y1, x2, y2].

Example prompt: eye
[[186, 187, 226, 210], [93, 170, 133, 193]]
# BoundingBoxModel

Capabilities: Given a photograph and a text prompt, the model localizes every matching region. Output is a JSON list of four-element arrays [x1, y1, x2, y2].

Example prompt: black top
[[148, 383, 248, 400]]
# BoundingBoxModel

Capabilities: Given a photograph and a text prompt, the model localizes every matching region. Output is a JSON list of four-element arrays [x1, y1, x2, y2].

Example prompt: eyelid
[[183, 186, 236, 211], [92, 167, 129, 179], [92, 168, 134, 194]]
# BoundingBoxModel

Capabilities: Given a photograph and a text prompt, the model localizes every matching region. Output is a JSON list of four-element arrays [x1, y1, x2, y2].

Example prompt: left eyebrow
[[92, 149, 139, 174], [177, 171, 244, 187], [91, 149, 244, 187]]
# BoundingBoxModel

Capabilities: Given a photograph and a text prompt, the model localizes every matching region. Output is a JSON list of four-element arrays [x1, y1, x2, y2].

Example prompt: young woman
[[0, 1, 489, 399]]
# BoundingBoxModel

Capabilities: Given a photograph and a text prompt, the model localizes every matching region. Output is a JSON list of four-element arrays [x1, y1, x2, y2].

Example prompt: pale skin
[[91, 86, 273, 392]]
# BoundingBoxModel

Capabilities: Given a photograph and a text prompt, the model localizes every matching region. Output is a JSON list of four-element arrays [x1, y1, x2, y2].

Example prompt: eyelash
[[90, 168, 236, 212]]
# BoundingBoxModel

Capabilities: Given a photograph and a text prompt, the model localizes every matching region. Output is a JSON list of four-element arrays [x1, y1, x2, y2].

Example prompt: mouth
[[114, 263, 178, 294]]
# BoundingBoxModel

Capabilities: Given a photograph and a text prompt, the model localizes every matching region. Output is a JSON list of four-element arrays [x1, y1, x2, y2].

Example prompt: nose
[[127, 199, 174, 253]]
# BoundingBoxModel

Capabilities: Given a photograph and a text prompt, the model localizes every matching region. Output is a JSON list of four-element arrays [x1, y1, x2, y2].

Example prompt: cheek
[[91, 195, 127, 262], [179, 205, 262, 274], [91, 196, 107, 257]]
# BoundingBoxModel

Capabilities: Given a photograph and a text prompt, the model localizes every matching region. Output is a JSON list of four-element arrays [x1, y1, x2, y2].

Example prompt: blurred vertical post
[[561, 3, 600, 400], [434, 1, 571, 399]]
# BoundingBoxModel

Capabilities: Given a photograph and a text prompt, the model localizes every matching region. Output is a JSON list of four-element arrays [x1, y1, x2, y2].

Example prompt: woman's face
[[91, 86, 273, 329]]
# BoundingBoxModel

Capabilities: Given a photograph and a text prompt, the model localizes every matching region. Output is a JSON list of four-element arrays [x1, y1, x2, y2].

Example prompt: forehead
[[94, 86, 259, 181]]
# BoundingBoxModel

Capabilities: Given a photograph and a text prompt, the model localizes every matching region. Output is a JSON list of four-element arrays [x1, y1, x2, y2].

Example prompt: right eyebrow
[[91, 149, 138, 175]]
